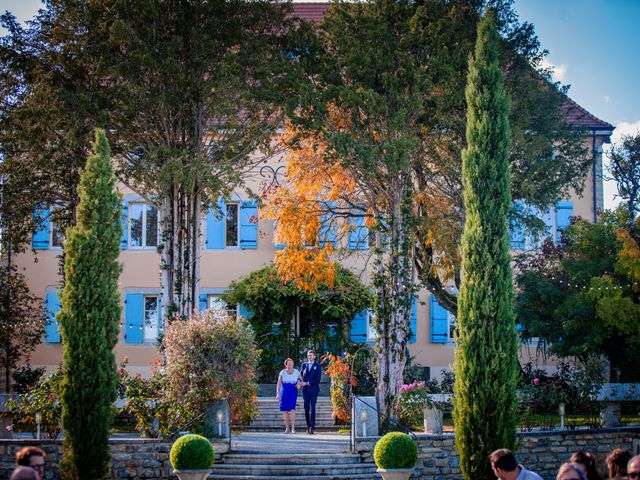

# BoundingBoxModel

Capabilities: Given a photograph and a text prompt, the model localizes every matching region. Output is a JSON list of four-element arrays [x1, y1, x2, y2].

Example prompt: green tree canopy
[[515, 208, 640, 381]]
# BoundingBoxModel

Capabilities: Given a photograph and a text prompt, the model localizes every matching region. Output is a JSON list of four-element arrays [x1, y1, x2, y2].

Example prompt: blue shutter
[[124, 294, 144, 344], [45, 291, 61, 343], [350, 310, 367, 343], [120, 200, 129, 249], [348, 214, 368, 250], [32, 208, 50, 250], [409, 297, 417, 343], [430, 295, 449, 343], [239, 304, 252, 319], [239, 200, 258, 249], [206, 200, 225, 250], [556, 201, 573, 242], [199, 293, 208, 311], [319, 202, 336, 247]]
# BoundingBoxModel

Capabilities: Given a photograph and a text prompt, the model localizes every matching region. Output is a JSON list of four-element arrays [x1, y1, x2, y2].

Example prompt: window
[[129, 203, 158, 248], [225, 203, 239, 247], [208, 295, 237, 319], [447, 311, 457, 342], [144, 295, 160, 342], [50, 220, 64, 248], [366, 310, 378, 341]]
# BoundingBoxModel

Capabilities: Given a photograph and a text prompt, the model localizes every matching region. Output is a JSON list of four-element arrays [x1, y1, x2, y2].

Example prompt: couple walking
[[275, 349, 321, 434]]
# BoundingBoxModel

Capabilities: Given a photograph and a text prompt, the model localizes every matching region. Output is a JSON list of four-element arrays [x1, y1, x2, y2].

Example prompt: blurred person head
[[10, 467, 38, 480], [605, 448, 631, 479], [569, 451, 602, 480], [627, 455, 640, 479], [557, 462, 587, 480]]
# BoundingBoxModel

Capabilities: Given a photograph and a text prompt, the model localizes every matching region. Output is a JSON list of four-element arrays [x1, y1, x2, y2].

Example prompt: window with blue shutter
[[348, 214, 368, 250], [198, 293, 208, 311], [350, 310, 368, 343], [124, 293, 144, 344], [120, 200, 129, 249], [238, 304, 252, 319], [33, 208, 50, 250], [430, 295, 449, 343], [45, 291, 61, 343], [239, 200, 258, 249], [509, 200, 527, 250], [555, 200, 573, 242], [206, 199, 226, 250], [409, 297, 417, 343]]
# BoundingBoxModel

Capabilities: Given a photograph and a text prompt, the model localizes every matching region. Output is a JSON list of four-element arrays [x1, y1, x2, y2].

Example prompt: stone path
[[229, 430, 351, 454]]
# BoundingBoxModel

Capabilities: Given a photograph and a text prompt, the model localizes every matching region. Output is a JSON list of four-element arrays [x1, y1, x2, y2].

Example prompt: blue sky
[[2, 0, 638, 208]]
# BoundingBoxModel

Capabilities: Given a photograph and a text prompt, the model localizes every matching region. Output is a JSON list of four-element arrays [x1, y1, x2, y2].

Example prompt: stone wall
[[356, 427, 640, 480], [0, 438, 229, 480]]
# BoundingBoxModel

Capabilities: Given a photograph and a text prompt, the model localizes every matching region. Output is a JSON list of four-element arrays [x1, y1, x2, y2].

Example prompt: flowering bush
[[164, 311, 260, 424], [321, 353, 355, 424], [7, 368, 63, 438], [398, 380, 433, 427]]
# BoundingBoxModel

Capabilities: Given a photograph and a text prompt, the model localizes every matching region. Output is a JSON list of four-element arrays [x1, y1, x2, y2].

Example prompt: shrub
[[7, 368, 63, 439], [12, 365, 45, 394], [398, 380, 432, 427], [164, 311, 260, 424], [170, 434, 214, 470], [373, 432, 417, 469]]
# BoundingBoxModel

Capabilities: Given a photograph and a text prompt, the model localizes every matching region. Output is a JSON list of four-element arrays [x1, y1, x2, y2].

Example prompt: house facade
[[12, 3, 615, 382]]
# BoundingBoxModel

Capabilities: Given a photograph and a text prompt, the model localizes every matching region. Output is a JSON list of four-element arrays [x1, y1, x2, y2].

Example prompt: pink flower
[[533, 378, 540, 385]]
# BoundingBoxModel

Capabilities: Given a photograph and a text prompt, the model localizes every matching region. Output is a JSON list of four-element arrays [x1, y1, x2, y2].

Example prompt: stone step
[[208, 474, 377, 480], [222, 454, 362, 465], [209, 463, 378, 477]]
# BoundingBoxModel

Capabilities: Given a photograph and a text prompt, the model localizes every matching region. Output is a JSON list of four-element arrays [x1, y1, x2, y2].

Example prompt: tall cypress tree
[[453, 12, 519, 480], [59, 130, 121, 479]]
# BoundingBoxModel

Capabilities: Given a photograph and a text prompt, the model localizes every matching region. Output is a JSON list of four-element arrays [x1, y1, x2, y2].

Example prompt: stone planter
[[173, 469, 212, 480], [423, 406, 443, 434], [376, 467, 415, 480]]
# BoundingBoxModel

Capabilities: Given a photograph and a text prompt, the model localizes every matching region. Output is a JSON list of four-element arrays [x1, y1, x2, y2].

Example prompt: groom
[[301, 349, 321, 434]]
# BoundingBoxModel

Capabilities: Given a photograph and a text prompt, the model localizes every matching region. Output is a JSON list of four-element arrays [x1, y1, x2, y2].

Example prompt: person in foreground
[[15, 447, 45, 480], [301, 349, 322, 434], [275, 357, 302, 434], [556, 462, 587, 480], [606, 448, 631, 480], [627, 455, 640, 479], [10, 467, 38, 480], [490, 448, 543, 480], [569, 451, 603, 480]]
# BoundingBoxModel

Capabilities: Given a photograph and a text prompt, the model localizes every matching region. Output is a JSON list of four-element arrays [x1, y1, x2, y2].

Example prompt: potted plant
[[170, 434, 215, 480], [373, 431, 418, 480]]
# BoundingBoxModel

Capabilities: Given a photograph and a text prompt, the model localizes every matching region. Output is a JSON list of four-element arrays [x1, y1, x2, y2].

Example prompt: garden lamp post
[[360, 407, 368, 437], [216, 409, 223, 437], [558, 403, 565, 430]]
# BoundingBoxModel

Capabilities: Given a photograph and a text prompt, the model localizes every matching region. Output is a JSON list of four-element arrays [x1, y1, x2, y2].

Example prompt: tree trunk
[[160, 178, 201, 321], [374, 174, 415, 427]]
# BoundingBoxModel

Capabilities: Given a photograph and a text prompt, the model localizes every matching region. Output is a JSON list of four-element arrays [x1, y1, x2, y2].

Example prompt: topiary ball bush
[[373, 432, 418, 469], [170, 434, 215, 470]]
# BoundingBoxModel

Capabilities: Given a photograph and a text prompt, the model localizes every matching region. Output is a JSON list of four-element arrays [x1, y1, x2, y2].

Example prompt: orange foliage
[[263, 119, 362, 291]]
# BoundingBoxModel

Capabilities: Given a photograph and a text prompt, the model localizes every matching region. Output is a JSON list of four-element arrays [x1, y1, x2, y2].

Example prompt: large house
[[14, 3, 614, 381]]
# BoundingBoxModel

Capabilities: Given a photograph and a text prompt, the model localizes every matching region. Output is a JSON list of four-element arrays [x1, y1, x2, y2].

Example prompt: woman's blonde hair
[[283, 357, 294, 367]]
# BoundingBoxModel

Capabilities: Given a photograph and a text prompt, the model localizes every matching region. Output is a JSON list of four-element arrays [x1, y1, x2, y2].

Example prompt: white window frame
[[128, 202, 159, 249], [49, 219, 64, 250], [207, 295, 238, 319], [143, 294, 160, 342], [447, 311, 457, 343], [366, 309, 378, 341], [224, 202, 240, 248]]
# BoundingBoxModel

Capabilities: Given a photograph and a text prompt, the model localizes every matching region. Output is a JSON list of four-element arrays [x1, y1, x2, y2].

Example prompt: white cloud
[[540, 58, 568, 83], [602, 119, 640, 210]]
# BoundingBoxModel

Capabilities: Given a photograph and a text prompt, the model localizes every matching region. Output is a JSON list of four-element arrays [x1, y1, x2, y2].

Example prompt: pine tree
[[453, 12, 519, 480], [58, 130, 121, 479]]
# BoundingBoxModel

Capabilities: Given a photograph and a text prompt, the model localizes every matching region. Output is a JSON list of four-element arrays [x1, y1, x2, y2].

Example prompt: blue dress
[[279, 368, 300, 411]]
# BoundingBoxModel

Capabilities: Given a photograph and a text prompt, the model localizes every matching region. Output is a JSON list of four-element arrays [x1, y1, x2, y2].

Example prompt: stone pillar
[[353, 396, 378, 437], [204, 399, 230, 439], [600, 401, 622, 428], [424, 407, 443, 434]]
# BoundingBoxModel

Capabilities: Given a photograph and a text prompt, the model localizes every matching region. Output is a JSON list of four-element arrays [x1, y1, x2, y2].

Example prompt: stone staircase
[[240, 397, 338, 431], [208, 452, 378, 479]]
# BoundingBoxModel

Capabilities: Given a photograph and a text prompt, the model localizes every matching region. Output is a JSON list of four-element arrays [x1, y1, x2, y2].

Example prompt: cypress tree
[[453, 12, 519, 480], [59, 130, 121, 479]]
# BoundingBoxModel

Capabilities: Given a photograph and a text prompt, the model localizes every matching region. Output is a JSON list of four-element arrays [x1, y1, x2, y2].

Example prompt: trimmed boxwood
[[373, 432, 418, 469], [170, 434, 215, 470]]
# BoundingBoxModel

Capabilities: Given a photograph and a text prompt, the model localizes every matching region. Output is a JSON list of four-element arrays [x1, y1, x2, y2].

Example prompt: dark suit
[[301, 361, 321, 431]]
